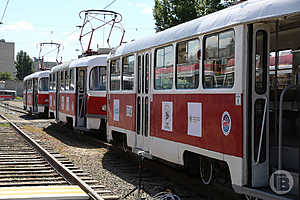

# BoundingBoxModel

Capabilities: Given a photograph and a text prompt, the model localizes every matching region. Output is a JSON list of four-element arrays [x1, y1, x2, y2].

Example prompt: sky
[[0, 0, 156, 62]]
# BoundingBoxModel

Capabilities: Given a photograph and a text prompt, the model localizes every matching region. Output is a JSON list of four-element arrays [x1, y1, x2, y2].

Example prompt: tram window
[[154, 45, 174, 90], [90, 66, 106, 91], [122, 55, 134, 90], [49, 74, 52, 90], [79, 70, 85, 91], [57, 72, 60, 90], [65, 71, 69, 90], [60, 71, 65, 90], [255, 30, 267, 94], [269, 50, 295, 89], [138, 56, 141, 93], [176, 39, 200, 89], [50, 74, 54, 90], [145, 54, 150, 94], [110, 59, 120, 90], [27, 80, 32, 92], [39, 77, 48, 91], [203, 30, 235, 89], [53, 73, 56, 90], [69, 69, 74, 91]]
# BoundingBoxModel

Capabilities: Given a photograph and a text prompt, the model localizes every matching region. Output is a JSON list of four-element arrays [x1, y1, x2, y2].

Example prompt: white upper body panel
[[23, 70, 50, 81], [69, 55, 108, 69]]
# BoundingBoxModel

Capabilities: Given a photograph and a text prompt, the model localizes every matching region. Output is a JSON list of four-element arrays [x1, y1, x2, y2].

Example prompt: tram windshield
[[39, 77, 49, 91], [90, 66, 106, 91]]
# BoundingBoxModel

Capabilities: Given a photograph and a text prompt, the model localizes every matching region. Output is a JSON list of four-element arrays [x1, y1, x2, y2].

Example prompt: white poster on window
[[113, 99, 120, 121], [50, 95, 52, 106], [66, 96, 70, 111], [187, 102, 202, 137], [162, 101, 173, 132], [126, 105, 132, 117]]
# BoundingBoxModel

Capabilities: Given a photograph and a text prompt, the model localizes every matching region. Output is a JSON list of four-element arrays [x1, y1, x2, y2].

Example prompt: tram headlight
[[45, 98, 49, 103], [101, 104, 107, 112]]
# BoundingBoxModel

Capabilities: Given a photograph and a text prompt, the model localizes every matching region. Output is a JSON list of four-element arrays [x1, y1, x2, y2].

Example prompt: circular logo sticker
[[269, 170, 294, 195], [221, 111, 231, 136]]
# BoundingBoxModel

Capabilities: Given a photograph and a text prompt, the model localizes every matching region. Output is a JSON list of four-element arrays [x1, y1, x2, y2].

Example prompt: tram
[[49, 54, 107, 131], [0, 90, 16, 100], [106, 0, 300, 199], [23, 71, 50, 114]]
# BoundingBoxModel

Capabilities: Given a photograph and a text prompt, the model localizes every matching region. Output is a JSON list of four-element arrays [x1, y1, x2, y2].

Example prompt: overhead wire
[[0, 0, 10, 24], [104, 0, 117, 9]]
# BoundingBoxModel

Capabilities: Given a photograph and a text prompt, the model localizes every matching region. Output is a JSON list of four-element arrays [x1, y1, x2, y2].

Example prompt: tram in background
[[0, 90, 16, 100], [23, 71, 50, 115], [49, 54, 108, 132], [106, 0, 300, 199]]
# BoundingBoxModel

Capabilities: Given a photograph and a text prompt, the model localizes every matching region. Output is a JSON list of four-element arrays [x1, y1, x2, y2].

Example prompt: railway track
[[0, 112, 119, 200], [0, 101, 28, 115]]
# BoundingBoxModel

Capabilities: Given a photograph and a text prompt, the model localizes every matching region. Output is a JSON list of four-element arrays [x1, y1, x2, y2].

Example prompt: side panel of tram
[[107, 14, 300, 199], [0, 90, 16, 100], [107, 26, 244, 186]]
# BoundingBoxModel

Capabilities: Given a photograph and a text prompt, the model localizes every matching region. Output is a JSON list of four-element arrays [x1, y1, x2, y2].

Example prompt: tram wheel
[[200, 157, 213, 185], [121, 136, 128, 152]]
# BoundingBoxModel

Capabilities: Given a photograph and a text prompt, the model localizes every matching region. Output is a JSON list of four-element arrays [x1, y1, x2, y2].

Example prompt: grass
[[23, 125, 45, 135], [0, 123, 10, 127]]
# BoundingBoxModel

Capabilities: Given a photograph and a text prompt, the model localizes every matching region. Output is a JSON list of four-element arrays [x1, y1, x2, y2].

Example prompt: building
[[0, 40, 15, 76], [32, 57, 57, 72]]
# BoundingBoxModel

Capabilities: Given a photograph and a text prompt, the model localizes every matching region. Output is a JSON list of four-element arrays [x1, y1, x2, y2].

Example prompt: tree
[[153, 0, 233, 32], [15, 50, 33, 80], [0, 72, 13, 80]]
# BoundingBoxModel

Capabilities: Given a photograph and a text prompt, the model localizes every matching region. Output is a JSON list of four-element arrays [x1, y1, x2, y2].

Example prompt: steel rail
[[0, 113, 104, 200], [0, 102, 28, 114]]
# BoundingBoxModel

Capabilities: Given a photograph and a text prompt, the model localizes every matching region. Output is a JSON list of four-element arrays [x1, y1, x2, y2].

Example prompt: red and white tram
[[0, 90, 16, 101], [49, 55, 107, 131], [23, 71, 50, 114], [107, 0, 300, 199]]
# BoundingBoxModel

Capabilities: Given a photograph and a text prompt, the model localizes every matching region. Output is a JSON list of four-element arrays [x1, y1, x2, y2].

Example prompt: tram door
[[136, 53, 151, 153], [33, 78, 38, 113], [249, 24, 270, 187], [56, 72, 60, 120], [76, 68, 87, 127]]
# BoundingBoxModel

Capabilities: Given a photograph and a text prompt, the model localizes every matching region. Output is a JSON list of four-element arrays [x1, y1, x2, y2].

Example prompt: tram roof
[[23, 70, 50, 81], [111, 0, 300, 58], [69, 54, 108, 69], [0, 89, 16, 93], [50, 61, 72, 73]]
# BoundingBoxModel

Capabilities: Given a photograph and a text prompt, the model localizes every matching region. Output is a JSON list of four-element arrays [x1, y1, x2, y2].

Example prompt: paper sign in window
[[187, 102, 202, 137]]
